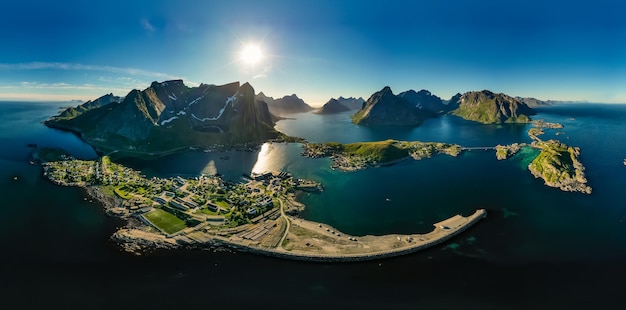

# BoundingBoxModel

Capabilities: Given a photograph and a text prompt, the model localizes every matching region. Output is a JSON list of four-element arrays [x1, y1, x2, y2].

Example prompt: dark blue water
[[2, 101, 626, 309]]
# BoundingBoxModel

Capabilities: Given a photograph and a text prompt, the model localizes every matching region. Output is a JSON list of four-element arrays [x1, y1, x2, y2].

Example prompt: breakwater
[[215, 209, 486, 263]]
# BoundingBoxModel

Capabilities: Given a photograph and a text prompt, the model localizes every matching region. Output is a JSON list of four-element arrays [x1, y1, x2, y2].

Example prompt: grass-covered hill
[[528, 140, 591, 194], [451, 90, 535, 124]]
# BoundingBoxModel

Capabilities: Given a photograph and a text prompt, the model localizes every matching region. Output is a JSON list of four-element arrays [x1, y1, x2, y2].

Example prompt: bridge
[[460, 146, 497, 151]]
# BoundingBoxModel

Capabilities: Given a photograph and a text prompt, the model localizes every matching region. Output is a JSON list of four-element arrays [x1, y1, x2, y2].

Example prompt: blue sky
[[0, 0, 625, 105]]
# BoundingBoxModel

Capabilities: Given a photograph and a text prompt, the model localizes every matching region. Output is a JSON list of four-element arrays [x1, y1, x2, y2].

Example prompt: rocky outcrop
[[112, 229, 181, 254]]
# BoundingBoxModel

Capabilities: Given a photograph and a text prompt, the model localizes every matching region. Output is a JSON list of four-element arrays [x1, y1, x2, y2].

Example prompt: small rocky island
[[528, 140, 592, 194]]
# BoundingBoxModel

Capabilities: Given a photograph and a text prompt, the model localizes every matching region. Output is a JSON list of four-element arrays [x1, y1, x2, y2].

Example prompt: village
[[42, 155, 322, 240], [41, 153, 485, 261]]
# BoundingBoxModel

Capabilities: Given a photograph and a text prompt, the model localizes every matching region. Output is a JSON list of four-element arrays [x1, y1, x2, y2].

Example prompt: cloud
[[252, 66, 272, 79], [0, 62, 182, 80], [14, 81, 129, 92], [140, 18, 155, 32]]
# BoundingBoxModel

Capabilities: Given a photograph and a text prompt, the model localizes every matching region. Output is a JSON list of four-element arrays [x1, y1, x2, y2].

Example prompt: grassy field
[[143, 209, 187, 234], [114, 187, 132, 199]]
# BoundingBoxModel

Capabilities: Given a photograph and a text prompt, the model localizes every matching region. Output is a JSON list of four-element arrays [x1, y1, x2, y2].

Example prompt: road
[[277, 198, 290, 248]]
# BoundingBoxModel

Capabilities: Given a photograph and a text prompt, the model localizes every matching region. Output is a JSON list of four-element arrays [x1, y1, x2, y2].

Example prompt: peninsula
[[39, 151, 485, 260]]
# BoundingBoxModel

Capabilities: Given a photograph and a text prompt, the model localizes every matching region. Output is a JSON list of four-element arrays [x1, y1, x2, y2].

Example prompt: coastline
[[56, 173, 486, 261]]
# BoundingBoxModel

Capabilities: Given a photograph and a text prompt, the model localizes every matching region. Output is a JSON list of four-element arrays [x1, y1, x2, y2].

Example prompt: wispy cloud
[[0, 62, 183, 80], [13, 81, 131, 93], [252, 66, 272, 79], [140, 18, 155, 32]]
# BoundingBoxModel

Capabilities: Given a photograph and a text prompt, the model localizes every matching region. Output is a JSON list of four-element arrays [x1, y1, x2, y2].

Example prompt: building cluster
[[44, 155, 324, 240]]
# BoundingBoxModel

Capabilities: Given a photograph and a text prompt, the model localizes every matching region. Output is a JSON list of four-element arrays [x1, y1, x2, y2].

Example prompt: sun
[[239, 44, 264, 65]]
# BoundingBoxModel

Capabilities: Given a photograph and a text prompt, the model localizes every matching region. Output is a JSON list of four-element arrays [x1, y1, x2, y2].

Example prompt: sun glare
[[240, 44, 264, 65]]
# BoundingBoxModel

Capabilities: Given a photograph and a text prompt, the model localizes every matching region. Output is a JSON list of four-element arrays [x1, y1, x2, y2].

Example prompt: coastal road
[[277, 198, 290, 248]]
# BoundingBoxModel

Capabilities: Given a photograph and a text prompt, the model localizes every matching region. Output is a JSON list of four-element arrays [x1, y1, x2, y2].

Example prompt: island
[[39, 150, 486, 260], [528, 140, 591, 194], [302, 139, 462, 171], [300, 120, 591, 195], [495, 143, 527, 160]]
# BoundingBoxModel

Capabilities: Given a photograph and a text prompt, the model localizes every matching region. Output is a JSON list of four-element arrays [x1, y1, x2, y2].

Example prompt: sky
[[1, 0, 625, 106]]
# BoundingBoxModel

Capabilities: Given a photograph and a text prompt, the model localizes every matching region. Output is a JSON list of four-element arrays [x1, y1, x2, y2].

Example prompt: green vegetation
[[143, 209, 188, 234], [195, 207, 219, 216], [350, 109, 367, 124], [528, 140, 591, 194], [452, 91, 533, 124], [528, 127, 544, 139], [495, 143, 525, 160], [114, 186, 133, 199], [342, 140, 408, 163], [31, 147, 73, 162], [303, 139, 462, 170]]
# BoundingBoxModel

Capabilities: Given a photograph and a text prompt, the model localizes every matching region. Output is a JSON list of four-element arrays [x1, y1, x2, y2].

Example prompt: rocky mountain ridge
[[46, 80, 282, 155], [256, 92, 313, 116]]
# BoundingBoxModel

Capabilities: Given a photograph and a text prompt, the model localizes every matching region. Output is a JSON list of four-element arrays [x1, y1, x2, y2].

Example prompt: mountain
[[46, 80, 283, 156], [397, 89, 447, 114], [315, 98, 351, 114], [351, 86, 429, 126], [451, 90, 535, 124], [336, 96, 365, 110], [56, 93, 123, 119], [517, 97, 551, 107], [256, 93, 313, 116]]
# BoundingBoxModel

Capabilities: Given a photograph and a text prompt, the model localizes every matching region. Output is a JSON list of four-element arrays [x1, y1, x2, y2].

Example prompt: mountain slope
[[315, 98, 351, 114], [352, 86, 429, 126], [397, 89, 446, 114], [452, 90, 535, 124], [336, 96, 365, 110], [257, 93, 313, 116], [56, 93, 123, 120], [46, 80, 282, 155]]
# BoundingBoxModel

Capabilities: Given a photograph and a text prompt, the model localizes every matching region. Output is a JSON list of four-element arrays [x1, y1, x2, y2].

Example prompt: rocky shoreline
[[83, 186, 195, 255], [528, 140, 592, 194]]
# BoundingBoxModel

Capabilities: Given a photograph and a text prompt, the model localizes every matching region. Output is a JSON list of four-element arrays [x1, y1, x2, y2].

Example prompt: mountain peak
[[241, 82, 254, 92]]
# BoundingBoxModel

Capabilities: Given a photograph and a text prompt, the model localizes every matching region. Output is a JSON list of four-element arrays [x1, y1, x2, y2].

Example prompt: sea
[[2, 101, 626, 309]]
